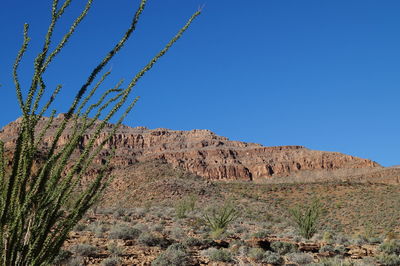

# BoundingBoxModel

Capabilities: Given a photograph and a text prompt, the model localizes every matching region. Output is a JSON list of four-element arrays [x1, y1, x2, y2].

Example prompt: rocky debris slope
[[0, 115, 381, 181]]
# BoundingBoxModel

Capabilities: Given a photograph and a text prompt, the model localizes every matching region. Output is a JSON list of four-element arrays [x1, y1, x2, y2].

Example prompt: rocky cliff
[[0, 115, 380, 181]]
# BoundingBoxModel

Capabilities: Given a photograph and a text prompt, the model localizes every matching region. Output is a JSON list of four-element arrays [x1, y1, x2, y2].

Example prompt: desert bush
[[322, 231, 333, 243], [353, 235, 369, 246], [96, 208, 114, 215], [286, 252, 314, 265], [66, 257, 85, 266], [183, 237, 206, 247], [354, 234, 382, 245], [132, 223, 149, 232], [130, 207, 146, 219], [88, 221, 109, 237], [203, 202, 239, 237], [0, 0, 200, 264], [310, 257, 355, 266], [152, 243, 189, 266], [122, 216, 132, 222], [229, 240, 245, 255], [175, 195, 197, 219], [101, 257, 121, 266], [109, 224, 141, 240], [367, 237, 382, 244], [252, 229, 270, 238], [379, 240, 400, 255], [248, 248, 283, 264], [334, 245, 348, 255], [334, 234, 350, 245], [232, 223, 248, 234], [107, 242, 124, 256], [53, 249, 73, 265], [138, 232, 163, 247], [170, 227, 185, 239], [270, 241, 297, 255], [288, 199, 323, 239], [206, 248, 233, 262], [113, 208, 126, 219], [362, 222, 378, 239], [376, 253, 400, 266], [248, 248, 265, 261], [70, 244, 98, 257], [319, 244, 348, 256], [356, 257, 377, 266], [319, 244, 336, 254], [237, 245, 250, 257], [74, 223, 87, 232], [151, 223, 164, 232], [261, 250, 283, 265]]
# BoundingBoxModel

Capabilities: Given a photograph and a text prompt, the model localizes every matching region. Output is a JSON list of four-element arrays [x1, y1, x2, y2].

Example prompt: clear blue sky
[[1, 0, 399, 166]]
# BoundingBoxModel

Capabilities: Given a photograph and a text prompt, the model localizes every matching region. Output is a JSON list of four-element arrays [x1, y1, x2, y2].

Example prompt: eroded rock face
[[0, 116, 380, 181]]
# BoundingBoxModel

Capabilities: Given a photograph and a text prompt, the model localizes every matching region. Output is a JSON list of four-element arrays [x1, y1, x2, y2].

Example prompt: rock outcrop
[[0, 115, 380, 181]]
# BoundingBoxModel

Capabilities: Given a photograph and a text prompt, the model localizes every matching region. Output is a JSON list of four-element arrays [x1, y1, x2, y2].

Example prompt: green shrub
[[334, 234, 350, 245], [66, 257, 84, 266], [248, 248, 265, 261], [379, 240, 400, 255], [334, 245, 348, 255], [209, 228, 226, 239], [358, 257, 378, 266], [252, 230, 270, 238], [261, 251, 283, 265], [286, 252, 314, 265], [152, 243, 189, 266], [131, 208, 146, 219], [319, 245, 336, 254], [208, 248, 233, 262], [270, 241, 297, 255], [318, 244, 348, 257], [237, 245, 250, 257], [88, 221, 109, 238], [353, 235, 369, 246], [249, 248, 283, 264], [101, 257, 121, 266], [151, 223, 164, 232], [368, 237, 382, 244], [138, 232, 162, 247], [376, 253, 400, 266], [70, 244, 98, 257], [113, 208, 126, 219], [232, 224, 247, 234], [322, 231, 333, 243], [109, 224, 141, 240], [203, 202, 239, 237], [288, 199, 323, 239], [107, 242, 124, 256], [53, 249, 73, 265], [170, 227, 185, 240], [183, 237, 205, 247], [175, 195, 197, 219], [310, 257, 355, 266], [132, 223, 148, 232], [74, 223, 87, 232]]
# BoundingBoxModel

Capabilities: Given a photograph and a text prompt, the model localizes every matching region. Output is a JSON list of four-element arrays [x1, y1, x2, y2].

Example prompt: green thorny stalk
[[288, 199, 323, 239], [0, 0, 201, 265]]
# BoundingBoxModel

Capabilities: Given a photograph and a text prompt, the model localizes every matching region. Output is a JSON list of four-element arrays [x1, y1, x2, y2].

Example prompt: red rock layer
[[0, 115, 380, 181]]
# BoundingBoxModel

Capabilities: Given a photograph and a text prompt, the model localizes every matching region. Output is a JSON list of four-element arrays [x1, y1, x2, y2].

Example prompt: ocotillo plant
[[288, 199, 324, 239], [0, 0, 200, 265]]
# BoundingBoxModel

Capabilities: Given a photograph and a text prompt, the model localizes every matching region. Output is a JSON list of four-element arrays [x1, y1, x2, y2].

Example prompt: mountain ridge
[[0, 115, 383, 182]]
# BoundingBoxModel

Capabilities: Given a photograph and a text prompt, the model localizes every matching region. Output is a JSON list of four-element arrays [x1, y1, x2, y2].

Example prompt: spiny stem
[[13, 24, 30, 115]]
